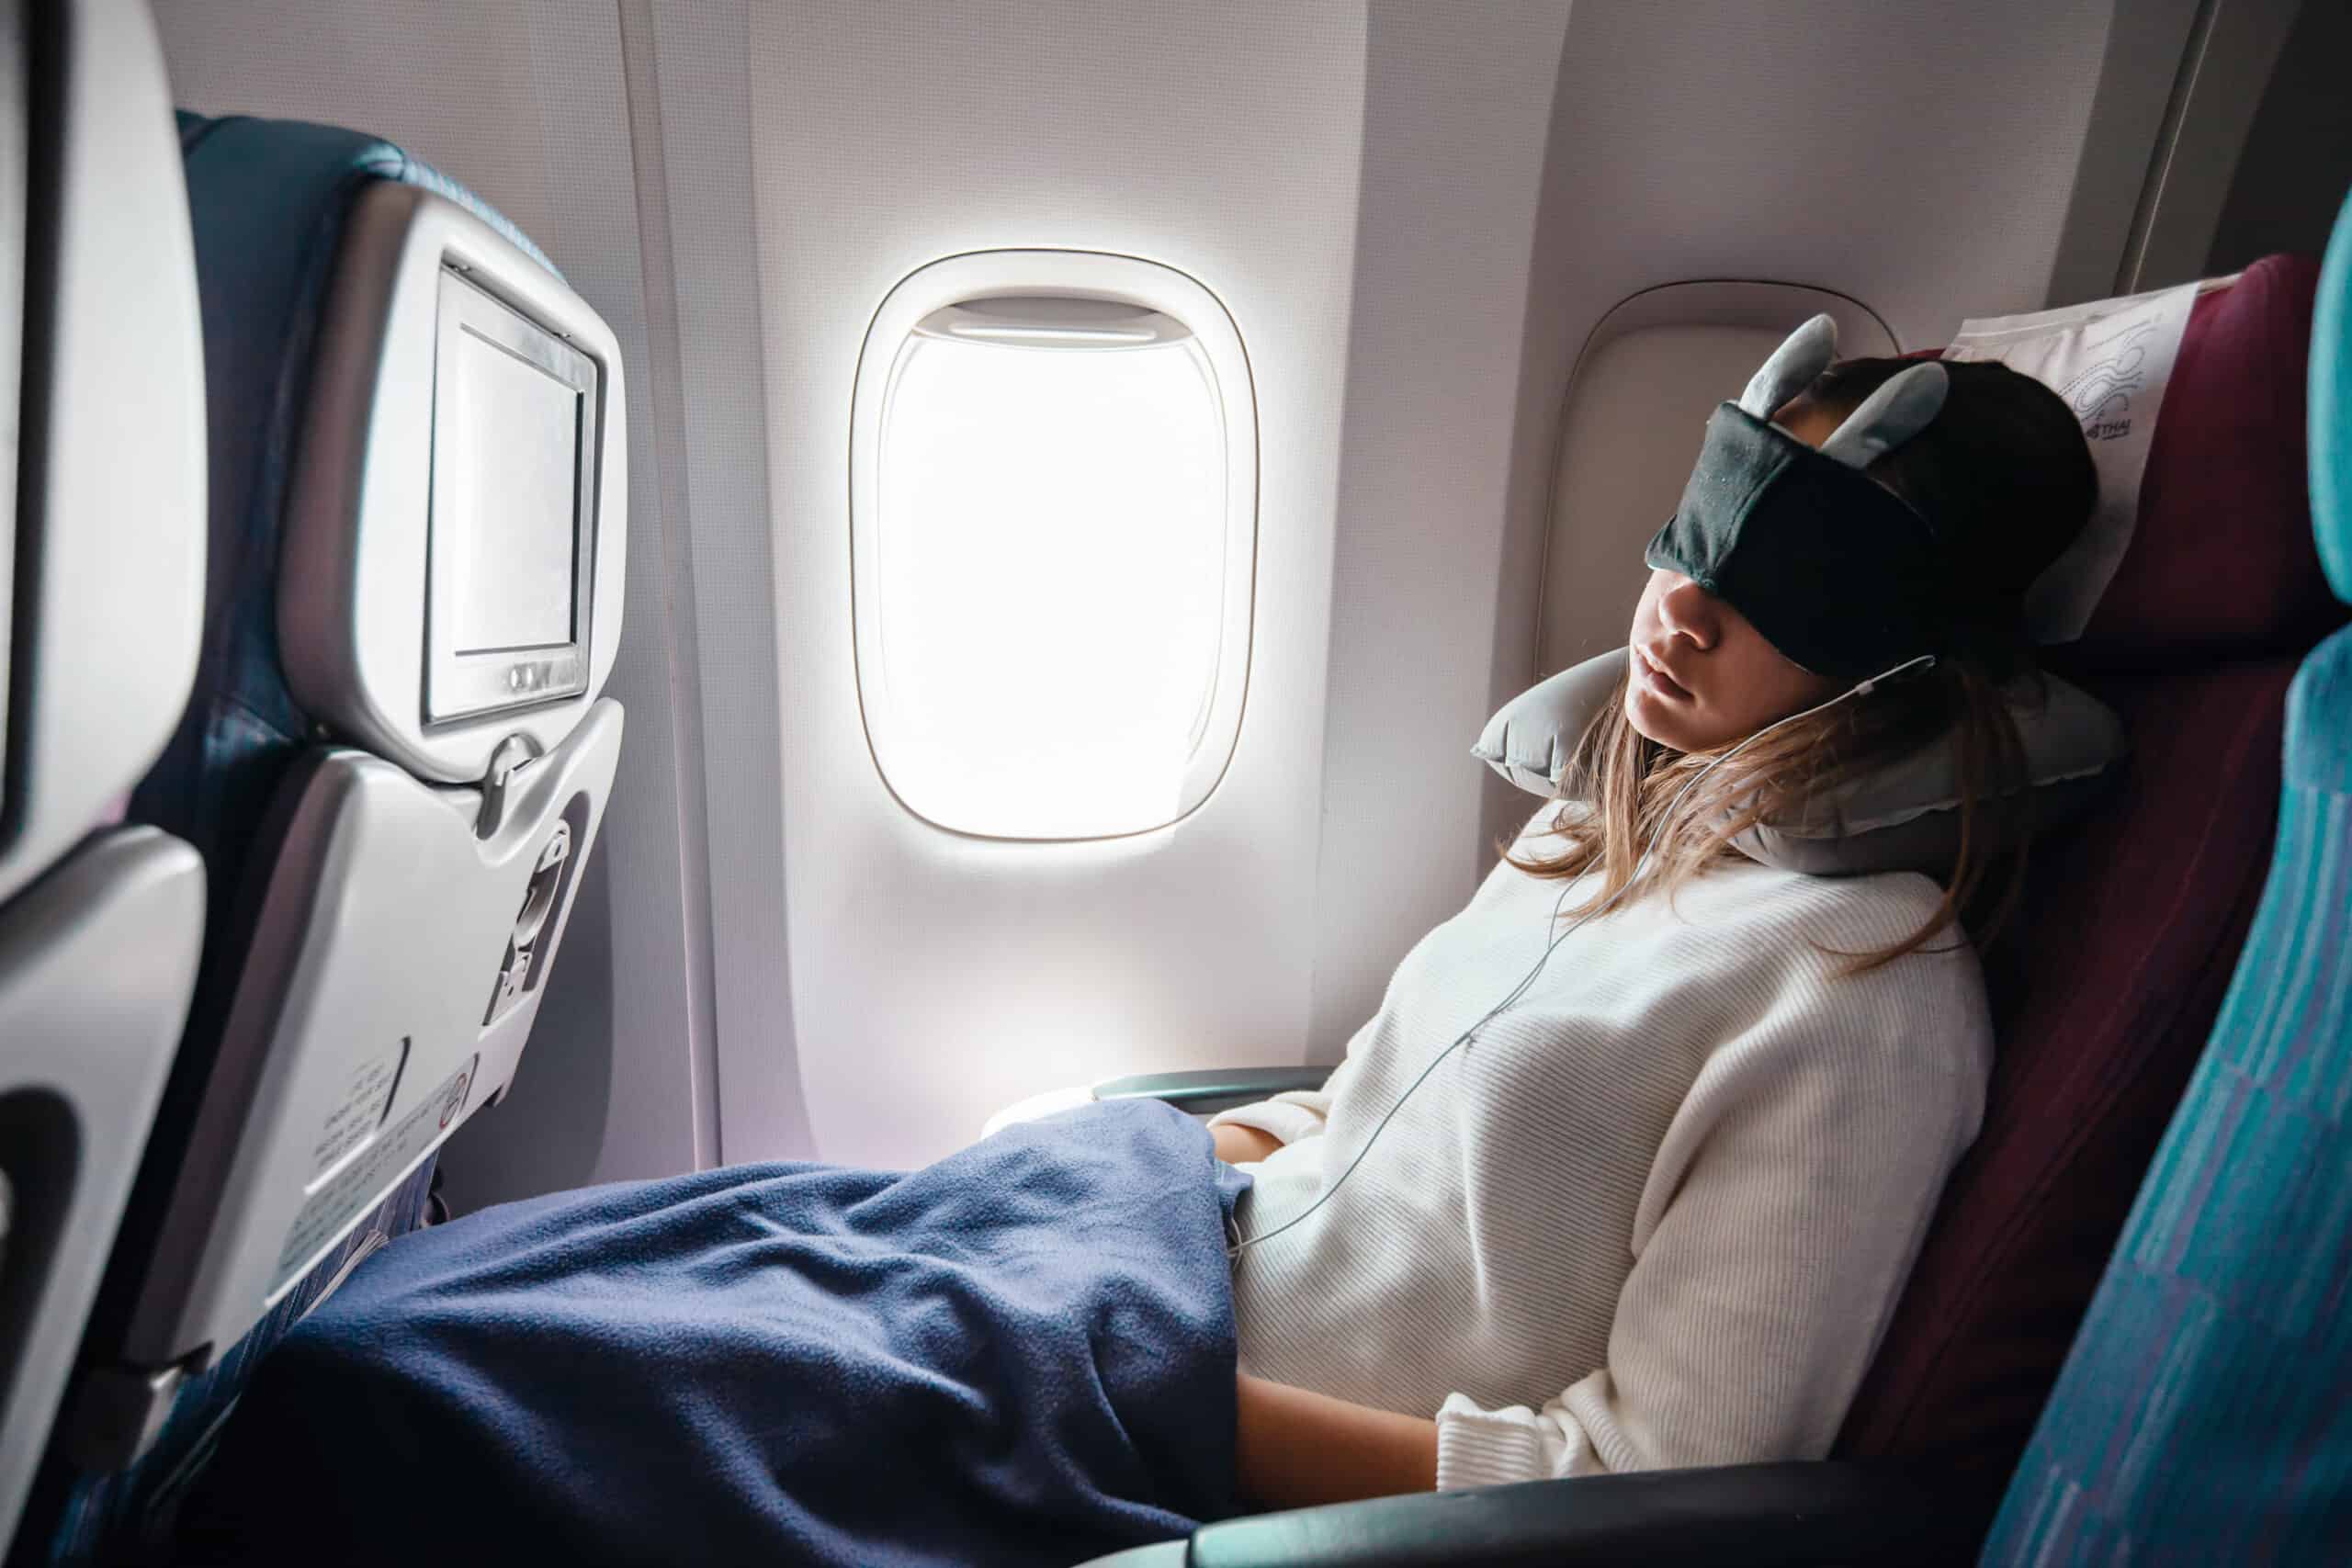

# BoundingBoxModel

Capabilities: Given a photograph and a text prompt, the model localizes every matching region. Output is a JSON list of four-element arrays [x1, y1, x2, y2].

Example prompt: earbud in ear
[[1851, 653, 1939, 696]]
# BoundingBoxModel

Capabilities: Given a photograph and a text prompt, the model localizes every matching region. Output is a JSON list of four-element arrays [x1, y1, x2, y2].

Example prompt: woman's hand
[[1233, 1371, 1438, 1509], [1212, 1123, 1283, 1165]]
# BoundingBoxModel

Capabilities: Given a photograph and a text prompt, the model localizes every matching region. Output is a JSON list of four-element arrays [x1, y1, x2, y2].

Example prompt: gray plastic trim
[[1092, 1065, 1331, 1116], [118, 699, 621, 1368], [280, 181, 628, 785], [0, 0, 25, 823], [2039, 0, 2204, 308], [0, 0, 204, 907], [0, 827, 204, 1550], [2120, 0, 2300, 292]]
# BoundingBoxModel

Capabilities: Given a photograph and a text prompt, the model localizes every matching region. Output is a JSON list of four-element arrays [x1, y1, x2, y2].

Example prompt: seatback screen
[[425, 268, 601, 724], [440, 327, 580, 654]]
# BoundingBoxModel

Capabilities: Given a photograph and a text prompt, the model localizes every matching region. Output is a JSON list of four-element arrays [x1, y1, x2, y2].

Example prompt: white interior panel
[[742, 0, 1365, 1168], [152, 0, 717, 1204], [1301, 0, 1577, 1078]]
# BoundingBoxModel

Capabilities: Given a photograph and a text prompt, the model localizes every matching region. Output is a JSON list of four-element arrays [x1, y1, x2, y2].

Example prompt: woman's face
[[1623, 400, 1844, 752]]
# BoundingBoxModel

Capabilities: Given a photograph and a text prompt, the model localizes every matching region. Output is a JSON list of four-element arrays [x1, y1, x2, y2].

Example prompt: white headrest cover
[[1943, 278, 2214, 642]]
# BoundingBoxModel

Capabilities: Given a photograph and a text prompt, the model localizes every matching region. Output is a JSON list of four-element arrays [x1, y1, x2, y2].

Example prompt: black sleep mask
[[1643, 316, 1956, 682]]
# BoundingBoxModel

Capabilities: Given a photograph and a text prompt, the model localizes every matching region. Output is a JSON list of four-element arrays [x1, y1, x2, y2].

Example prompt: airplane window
[[851, 252, 1256, 840]]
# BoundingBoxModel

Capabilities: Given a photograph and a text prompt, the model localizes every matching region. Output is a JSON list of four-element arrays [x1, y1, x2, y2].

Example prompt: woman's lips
[[1634, 645, 1693, 702]]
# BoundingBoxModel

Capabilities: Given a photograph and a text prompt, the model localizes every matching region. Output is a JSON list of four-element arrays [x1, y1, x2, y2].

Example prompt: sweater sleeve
[[1204, 1048, 1365, 1148], [1431, 987, 1989, 1491], [1204, 1088, 1337, 1148]]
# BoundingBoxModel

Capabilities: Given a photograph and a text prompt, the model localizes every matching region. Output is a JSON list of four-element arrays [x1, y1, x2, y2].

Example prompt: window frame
[[847, 248, 1259, 841]]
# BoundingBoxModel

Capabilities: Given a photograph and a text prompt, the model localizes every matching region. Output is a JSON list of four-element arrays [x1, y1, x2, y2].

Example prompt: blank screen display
[[439, 324, 581, 653]]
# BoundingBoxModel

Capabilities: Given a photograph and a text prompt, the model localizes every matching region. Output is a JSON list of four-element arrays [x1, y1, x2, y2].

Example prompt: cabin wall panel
[[642, 0, 813, 1163], [1304, 1, 1574, 1065], [2199, 0, 2352, 278], [731, 0, 1368, 1167]]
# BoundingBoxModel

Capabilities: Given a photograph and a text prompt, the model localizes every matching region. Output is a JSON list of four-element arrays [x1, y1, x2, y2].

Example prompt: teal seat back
[[1979, 185, 2352, 1562]]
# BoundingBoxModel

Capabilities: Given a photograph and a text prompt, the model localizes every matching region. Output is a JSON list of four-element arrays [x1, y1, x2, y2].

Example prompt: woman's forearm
[[1212, 1122, 1283, 1164], [1234, 1372, 1438, 1509]]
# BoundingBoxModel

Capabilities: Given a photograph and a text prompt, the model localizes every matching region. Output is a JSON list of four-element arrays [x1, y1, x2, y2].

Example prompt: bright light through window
[[852, 254, 1256, 840]]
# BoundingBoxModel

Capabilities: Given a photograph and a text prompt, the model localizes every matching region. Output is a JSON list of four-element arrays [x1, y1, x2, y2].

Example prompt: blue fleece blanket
[[177, 1100, 1250, 1567]]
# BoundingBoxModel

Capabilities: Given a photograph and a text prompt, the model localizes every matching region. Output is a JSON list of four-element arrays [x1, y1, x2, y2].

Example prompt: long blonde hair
[[1501, 658, 2037, 973]]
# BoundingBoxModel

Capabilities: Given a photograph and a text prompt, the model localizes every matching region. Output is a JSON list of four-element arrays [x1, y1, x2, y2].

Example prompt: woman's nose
[[1657, 576, 1720, 649]]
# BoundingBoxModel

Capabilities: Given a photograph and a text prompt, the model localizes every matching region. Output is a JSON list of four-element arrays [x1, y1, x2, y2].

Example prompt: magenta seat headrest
[[1909, 256, 2336, 670], [2076, 254, 2335, 668], [1836, 254, 2345, 1475]]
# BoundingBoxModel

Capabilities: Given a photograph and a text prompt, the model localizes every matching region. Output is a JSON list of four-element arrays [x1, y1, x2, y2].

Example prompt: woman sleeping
[[1222, 328, 2100, 1506], [177, 319, 2098, 1565]]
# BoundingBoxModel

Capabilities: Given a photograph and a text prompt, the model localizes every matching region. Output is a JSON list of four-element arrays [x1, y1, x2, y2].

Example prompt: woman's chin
[[1623, 685, 1687, 749], [1627, 687, 1736, 753]]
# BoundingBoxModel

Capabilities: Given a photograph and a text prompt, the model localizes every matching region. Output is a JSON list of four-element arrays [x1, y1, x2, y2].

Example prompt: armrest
[[1153, 1460, 1995, 1568], [1090, 1066, 1334, 1117]]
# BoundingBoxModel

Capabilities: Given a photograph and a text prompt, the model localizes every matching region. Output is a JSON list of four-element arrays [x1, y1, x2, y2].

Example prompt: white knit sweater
[[1213, 808, 1992, 1492]]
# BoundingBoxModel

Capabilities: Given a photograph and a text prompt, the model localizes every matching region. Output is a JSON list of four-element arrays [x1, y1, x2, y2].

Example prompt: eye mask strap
[[1737, 313, 1839, 419], [1817, 361, 1950, 469]]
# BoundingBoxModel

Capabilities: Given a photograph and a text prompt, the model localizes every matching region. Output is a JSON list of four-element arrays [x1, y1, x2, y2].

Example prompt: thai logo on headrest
[[1943, 279, 2204, 641]]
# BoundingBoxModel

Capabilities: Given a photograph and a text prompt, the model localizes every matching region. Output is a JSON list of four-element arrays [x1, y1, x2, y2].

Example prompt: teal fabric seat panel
[[1979, 633, 2352, 1563], [1979, 188, 2352, 1564], [2321, 190, 2352, 604]]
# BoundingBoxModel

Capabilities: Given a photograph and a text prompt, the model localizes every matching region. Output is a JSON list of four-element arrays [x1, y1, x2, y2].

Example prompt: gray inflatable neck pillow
[[1473, 649, 2128, 878]]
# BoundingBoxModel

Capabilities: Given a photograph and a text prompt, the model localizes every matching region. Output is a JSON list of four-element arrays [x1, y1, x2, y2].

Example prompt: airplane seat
[[1073, 253, 2349, 1566], [1975, 180, 2352, 1564], [1833, 253, 2343, 1483], [0, 0, 207, 1556], [22, 107, 628, 1564]]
